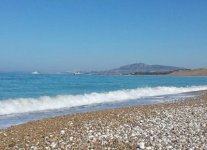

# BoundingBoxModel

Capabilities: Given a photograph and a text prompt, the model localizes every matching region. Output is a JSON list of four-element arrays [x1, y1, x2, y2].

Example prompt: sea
[[1, 73, 207, 128]]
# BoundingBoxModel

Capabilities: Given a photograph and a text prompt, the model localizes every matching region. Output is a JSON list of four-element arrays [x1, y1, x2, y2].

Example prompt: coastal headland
[[169, 69, 207, 76], [87, 63, 207, 76]]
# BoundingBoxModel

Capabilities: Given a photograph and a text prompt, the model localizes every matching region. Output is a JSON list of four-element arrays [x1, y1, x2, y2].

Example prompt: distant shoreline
[[167, 69, 207, 76], [86, 63, 207, 76], [128, 69, 207, 76]]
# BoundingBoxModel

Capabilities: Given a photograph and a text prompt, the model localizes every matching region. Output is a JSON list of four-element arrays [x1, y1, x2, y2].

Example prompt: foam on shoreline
[[1, 85, 207, 116], [0, 90, 207, 149]]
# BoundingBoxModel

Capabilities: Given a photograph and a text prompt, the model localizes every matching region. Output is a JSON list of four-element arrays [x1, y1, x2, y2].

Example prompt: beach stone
[[138, 142, 145, 149], [45, 147, 51, 150], [1, 92, 207, 149], [166, 145, 173, 149], [69, 136, 73, 141], [30, 146, 38, 150], [50, 142, 57, 148], [60, 130, 65, 135], [146, 146, 152, 150]]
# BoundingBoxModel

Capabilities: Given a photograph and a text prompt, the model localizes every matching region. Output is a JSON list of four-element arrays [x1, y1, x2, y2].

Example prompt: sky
[[0, 0, 207, 72]]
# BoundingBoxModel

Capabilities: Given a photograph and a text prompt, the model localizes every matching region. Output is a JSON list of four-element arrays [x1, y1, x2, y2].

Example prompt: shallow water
[[0, 74, 207, 128]]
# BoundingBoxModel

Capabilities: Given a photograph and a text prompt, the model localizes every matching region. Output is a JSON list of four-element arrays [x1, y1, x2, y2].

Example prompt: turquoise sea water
[[0, 73, 207, 128]]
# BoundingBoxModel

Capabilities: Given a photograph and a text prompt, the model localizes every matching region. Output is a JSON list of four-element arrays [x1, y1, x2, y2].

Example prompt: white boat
[[32, 71, 40, 75]]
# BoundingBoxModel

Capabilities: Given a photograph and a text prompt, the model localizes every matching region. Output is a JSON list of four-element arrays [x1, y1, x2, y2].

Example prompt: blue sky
[[0, 0, 207, 72]]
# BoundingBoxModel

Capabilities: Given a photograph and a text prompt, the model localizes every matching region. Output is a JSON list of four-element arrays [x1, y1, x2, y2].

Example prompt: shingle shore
[[0, 91, 207, 150]]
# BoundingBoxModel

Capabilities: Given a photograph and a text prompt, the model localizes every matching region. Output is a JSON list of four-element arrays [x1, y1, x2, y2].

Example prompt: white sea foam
[[0, 86, 207, 116]]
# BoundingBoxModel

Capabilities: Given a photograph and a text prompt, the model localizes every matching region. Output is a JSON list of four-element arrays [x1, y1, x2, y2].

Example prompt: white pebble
[[45, 147, 50, 150], [166, 145, 173, 149], [60, 130, 65, 135], [50, 142, 57, 148], [30, 146, 38, 150], [69, 136, 73, 141], [138, 142, 145, 149]]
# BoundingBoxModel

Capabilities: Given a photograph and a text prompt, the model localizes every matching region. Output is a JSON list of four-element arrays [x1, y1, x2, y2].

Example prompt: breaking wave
[[0, 86, 207, 115]]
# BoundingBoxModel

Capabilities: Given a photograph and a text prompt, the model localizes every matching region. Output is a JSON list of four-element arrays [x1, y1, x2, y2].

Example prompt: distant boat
[[32, 71, 40, 75], [74, 71, 81, 75]]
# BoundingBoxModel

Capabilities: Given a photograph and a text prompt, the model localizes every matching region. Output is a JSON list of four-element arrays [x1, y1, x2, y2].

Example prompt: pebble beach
[[0, 91, 207, 150]]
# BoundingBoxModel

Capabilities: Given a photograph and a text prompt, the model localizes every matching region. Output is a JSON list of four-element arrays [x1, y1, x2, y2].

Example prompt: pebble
[[166, 145, 173, 149], [0, 93, 207, 149], [45, 147, 50, 150], [50, 142, 57, 148], [60, 130, 65, 135], [138, 142, 145, 149], [30, 146, 38, 150]]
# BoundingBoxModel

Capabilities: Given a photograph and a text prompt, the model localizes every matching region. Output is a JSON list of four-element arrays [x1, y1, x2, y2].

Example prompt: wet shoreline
[[0, 90, 207, 149]]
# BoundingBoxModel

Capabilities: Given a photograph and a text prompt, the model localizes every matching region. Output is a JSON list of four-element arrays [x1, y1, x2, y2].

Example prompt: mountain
[[90, 63, 187, 75]]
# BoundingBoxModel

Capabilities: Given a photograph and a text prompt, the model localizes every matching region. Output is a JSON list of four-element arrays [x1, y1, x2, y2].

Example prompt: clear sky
[[0, 0, 207, 72]]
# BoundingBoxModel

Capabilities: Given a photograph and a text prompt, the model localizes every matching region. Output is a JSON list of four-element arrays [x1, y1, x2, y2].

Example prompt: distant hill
[[90, 63, 186, 75], [169, 69, 207, 76]]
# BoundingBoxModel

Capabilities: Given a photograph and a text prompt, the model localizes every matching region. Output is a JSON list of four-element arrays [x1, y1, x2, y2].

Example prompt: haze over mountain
[[90, 63, 186, 75]]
